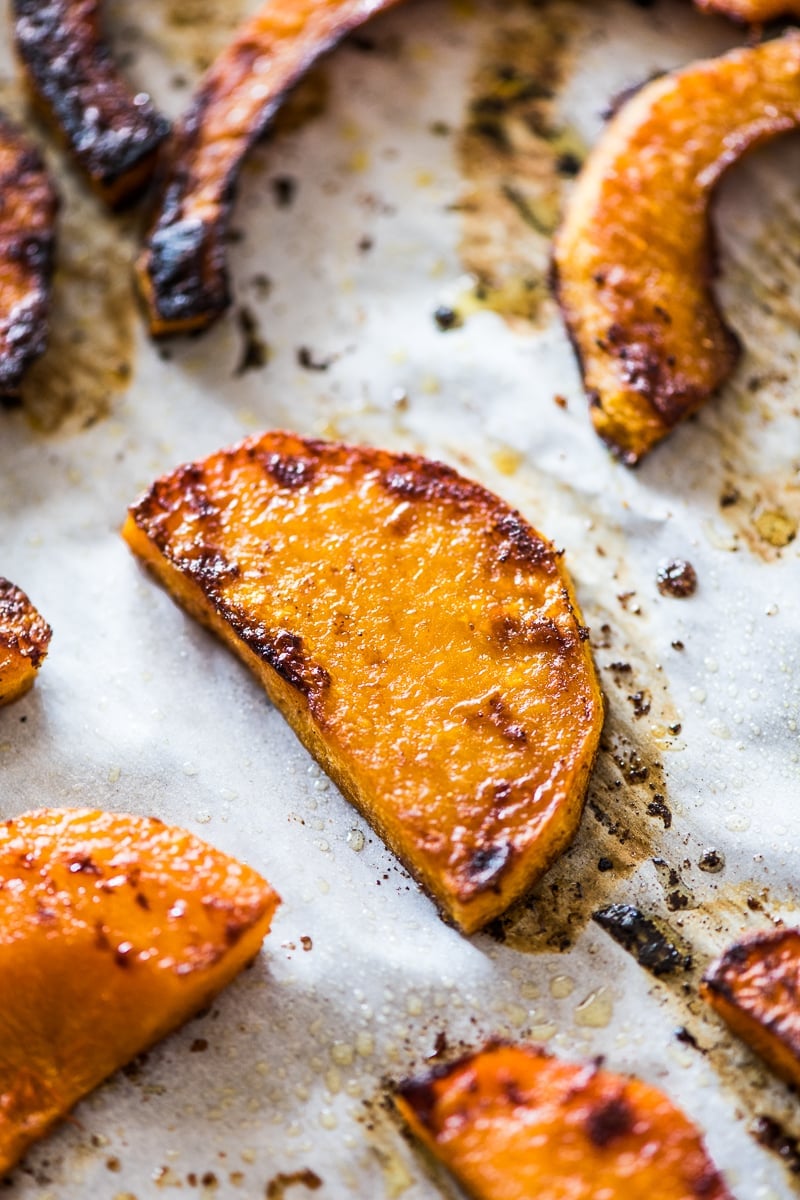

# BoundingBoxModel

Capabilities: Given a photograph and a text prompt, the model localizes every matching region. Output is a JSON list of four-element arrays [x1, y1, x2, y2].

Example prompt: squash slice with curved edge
[[137, 0, 404, 336], [395, 1043, 733, 1200], [0, 807, 279, 1174], [14, 0, 169, 208], [554, 33, 800, 465], [0, 578, 51, 706], [0, 114, 57, 397], [702, 928, 800, 1088], [123, 432, 603, 934]]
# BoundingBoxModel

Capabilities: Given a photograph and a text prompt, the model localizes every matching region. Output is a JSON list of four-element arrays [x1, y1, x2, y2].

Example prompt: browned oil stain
[[271, 68, 331, 140], [159, 0, 250, 73], [717, 469, 799, 561], [454, 0, 585, 329], [21, 166, 135, 434]]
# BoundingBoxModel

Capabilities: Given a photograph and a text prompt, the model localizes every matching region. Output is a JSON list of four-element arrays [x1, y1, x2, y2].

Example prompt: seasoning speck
[[433, 304, 462, 331], [656, 559, 697, 599]]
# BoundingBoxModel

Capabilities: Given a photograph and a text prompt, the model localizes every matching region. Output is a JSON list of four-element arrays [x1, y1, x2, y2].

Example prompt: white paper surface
[[1, 0, 799, 1196]]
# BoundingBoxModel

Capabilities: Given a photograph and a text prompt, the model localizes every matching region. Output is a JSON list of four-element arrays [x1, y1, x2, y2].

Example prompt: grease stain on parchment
[[21, 171, 135, 434], [159, 0, 250, 72], [453, 0, 585, 329]]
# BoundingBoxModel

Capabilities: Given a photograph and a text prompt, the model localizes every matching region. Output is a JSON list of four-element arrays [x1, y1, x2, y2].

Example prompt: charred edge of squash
[[702, 929, 800, 1008], [14, 0, 169, 208], [0, 124, 58, 397], [139, 19, 388, 335], [0, 579, 52, 667]]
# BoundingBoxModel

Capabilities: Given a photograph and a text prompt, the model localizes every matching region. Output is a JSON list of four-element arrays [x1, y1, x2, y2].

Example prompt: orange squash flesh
[[702, 928, 800, 1088], [698, 0, 800, 18], [395, 1043, 733, 1200], [0, 808, 279, 1174], [123, 432, 603, 934], [136, 0, 404, 337], [0, 115, 57, 397], [554, 34, 800, 465], [14, 0, 169, 208], [0, 578, 52, 706]]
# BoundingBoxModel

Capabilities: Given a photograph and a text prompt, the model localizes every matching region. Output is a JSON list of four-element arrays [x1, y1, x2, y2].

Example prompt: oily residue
[[716, 468, 799, 561], [21, 167, 135, 433], [159, 0, 250, 73], [454, 0, 585, 329]]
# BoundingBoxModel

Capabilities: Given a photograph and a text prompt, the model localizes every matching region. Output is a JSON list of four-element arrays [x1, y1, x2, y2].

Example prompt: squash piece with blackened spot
[[0, 115, 57, 397], [0, 807, 279, 1174], [123, 432, 602, 934], [0, 578, 51, 706], [553, 34, 800, 465], [395, 1043, 732, 1199], [702, 928, 800, 1088], [14, 0, 169, 208], [137, 0, 403, 336]]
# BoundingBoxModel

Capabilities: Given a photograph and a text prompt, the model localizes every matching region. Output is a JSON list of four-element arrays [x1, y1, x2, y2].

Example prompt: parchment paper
[[1, 0, 798, 1195]]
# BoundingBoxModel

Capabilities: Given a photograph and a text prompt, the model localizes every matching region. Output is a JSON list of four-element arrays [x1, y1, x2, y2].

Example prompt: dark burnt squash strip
[[14, 0, 169, 209], [0, 115, 58, 398], [0, 577, 52, 705], [137, 0, 405, 338]]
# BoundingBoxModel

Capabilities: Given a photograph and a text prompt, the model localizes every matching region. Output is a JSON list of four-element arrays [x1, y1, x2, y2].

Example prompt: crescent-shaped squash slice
[[0, 115, 57, 398], [702, 928, 800, 1088], [13, 0, 169, 208], [123, 432, 603, 934], [395, 1043, 732, 1200], [0, 578, 51, 706], [553, 33, 800, 465], [136, 0, 403, 337], [0, 807, 279, 1174], [697, 0, 800, 19]]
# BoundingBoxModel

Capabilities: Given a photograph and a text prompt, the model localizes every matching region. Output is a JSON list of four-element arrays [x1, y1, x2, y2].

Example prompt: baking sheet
[[1, 0, 799, 1195]]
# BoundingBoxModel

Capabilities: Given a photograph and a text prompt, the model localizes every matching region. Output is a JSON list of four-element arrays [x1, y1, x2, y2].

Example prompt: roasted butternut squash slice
[[14, 0, 169, 208], [0, 116, 57, 397], [136, 0, 403, 336], [0, 807, 279, 1174], [0, 578, 51, 706], [395, 1043, 732, 1200], [702, 928, 800, 1088], [698, 0, 800, 19], [123, 432, 602, 933], [553, 34, 800, 465]]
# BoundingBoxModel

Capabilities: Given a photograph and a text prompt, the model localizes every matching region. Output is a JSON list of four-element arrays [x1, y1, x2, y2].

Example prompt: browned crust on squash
[[395, 1042, 732, 1198], [553, 34, 800, 465], [0, 578, 52, 705], [702, 928, 800, 1089], [0, 115, 58, 397], [696, 0, 800, 19], [14, 0, 169, 208], [124, 431, 602, 933], [136, 0, 404, 337]]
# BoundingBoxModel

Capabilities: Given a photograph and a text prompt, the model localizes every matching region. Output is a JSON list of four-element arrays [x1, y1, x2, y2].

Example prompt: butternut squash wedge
[[0, 578, 51, 706], [123, 432, 603, 933], [0, 115, 57, 397], [0, 807, 279, 1174], [702, 928, 800, 1088], [554, 34, 800, 464], [136, 0, 403, 336], [395, 1043, 732, 1200], [13, 0, 169, 208], [698, 0, 800, 19]]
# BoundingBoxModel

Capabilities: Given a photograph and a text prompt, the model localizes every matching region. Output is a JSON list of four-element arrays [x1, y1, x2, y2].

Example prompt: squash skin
[[0, 578, 51, 706], [702, 928, 800, 1089], [0, 116, 57, 398], [0, 807, 279, 1174], [553, 34, 800, 465], [395, 1043, 733, 1200], [123, 431, 603, 934], [13, 0, 169, 209], [136, 0, 404, 337]]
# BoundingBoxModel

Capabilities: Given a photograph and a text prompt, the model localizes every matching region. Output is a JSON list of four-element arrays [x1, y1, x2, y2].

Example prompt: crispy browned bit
[[0, 578, 52, 706], [593, 903, 690, 977], [13, 0, 169, 208], [657, 559, 698, 598], [395, 1043, 732, 1199], [0, 115, 57, 399], [123, 431, 603, 933], [137, 0, 404, 337], [702, 928, 800, 1089], [553, 34, 800, 464]]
